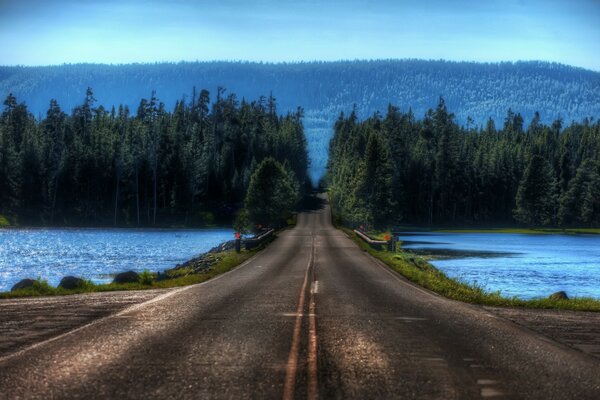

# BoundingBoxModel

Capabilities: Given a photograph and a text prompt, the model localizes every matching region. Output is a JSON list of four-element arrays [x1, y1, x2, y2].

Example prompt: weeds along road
[[1, 194, 599, 399]]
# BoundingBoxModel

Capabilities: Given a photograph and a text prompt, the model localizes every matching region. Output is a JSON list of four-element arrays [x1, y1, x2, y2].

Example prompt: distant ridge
[[1, 59, 599, 181]]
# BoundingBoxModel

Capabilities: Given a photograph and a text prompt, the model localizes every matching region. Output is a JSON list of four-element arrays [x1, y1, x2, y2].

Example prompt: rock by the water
[[58, 276, 86, 290], [11, 278, 37, 292], [549, 291, 569, 300], [208, 240, 236, 254], [164, 238, 245, 277], [113, 271, 140, 284]]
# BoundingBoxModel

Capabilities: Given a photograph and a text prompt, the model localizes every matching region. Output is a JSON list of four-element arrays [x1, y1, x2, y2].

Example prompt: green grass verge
[[343, 227, 600, 312], [0, 248, 260, 299], [435, 228, 600, 235], [0, 214, 11, 227]]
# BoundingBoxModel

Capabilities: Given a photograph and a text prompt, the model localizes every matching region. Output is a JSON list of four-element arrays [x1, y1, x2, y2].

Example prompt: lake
[[398, 232, 600, 299], [0, 228, 234, 292]]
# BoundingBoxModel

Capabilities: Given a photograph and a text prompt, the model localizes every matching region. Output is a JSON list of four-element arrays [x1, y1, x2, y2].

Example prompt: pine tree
[[43, 99, 67, 223], [353, 131, 395, 228], [559, 160, 600, 226], [245, 157, 298, 228], [514, 155, 556, 226]]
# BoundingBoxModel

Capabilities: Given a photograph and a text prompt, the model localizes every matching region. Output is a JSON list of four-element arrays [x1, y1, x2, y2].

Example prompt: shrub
[[32, 279, 55, 295], [139, 269, 154, 285], [0, 214, 10, 227], [198, 211, 215, 226]]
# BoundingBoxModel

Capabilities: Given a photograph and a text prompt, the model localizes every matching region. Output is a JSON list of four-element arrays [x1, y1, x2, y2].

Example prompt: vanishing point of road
[[1, 195, 599, 399]]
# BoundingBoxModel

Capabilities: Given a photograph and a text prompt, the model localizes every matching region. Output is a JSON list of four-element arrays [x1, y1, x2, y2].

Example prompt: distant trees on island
[[0, 88, 309, 227], [327, 98, 600, 228]]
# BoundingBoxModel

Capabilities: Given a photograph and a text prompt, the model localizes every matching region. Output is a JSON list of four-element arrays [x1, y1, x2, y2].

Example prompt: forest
[[2, 60, 599, 182], [0, 88, 309, 226], [327, 99, 600, 228]]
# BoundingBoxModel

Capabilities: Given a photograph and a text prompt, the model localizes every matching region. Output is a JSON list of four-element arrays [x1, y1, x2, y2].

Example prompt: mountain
[[1, 59, 599, 182]]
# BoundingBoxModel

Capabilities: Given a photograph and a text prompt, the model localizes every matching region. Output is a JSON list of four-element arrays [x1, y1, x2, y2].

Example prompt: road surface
[[1, 195, 599, 399]]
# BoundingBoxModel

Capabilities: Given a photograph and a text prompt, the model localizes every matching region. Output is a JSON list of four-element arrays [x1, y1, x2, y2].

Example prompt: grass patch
[[343, 227, 600, 312], [0, 214, 11, 227], [0, 247, 263, 299], [139, 269, 154, 285], [435, 228, 600, 235]]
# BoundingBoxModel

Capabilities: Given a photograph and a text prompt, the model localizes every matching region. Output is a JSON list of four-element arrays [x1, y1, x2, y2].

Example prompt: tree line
[[327, 98, 600, 228], [0, 88, 309, 226], [3, 59, 598, 183]]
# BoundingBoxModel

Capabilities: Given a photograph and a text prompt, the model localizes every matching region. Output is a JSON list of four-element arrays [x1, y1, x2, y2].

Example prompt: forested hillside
[[1, 60, 599, 182], [0, 89, 308, 226], [327, 99, 600, 228]]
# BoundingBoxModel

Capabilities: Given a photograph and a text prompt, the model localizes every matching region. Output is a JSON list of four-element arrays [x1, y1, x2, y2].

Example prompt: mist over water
[[399, 232, 600, 299]]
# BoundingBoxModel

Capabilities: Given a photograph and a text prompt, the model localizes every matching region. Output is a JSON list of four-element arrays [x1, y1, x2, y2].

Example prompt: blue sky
[[1, 0, 599, 70]]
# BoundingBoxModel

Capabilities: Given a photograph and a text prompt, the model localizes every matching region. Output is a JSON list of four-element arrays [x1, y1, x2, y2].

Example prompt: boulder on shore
[[173, 253, 221, 273], [11, 278, 37, 292], [549, 291, 569, 300], [207, 240, 236, 254], [113, 271, 140, 284], [58, 276, 86, 290]]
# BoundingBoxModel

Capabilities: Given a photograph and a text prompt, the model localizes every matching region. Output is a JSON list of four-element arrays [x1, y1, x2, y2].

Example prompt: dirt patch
[[0, 289, 171, 358], [486, 306, 600, 359]]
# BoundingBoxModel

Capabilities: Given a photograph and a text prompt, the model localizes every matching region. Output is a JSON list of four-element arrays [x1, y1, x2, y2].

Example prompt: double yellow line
[[283, 234, 318, 400]]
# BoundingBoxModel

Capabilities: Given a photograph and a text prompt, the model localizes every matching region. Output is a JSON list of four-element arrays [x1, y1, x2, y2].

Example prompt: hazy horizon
[[1, 0, 599, 71], [2, 58, 599, 73]]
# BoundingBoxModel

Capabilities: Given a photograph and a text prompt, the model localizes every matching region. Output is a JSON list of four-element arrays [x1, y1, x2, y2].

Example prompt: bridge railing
[[244, 229, 275, 250], [353, 229, 388, 250]]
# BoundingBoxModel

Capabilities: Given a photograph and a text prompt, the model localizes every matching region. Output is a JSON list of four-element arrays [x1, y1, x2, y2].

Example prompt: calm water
[[398, 232, 600, 299], [0, 228, 233, 291]]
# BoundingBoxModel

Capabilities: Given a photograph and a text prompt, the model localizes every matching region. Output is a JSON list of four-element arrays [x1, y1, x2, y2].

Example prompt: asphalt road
[[1, 195, 599, 399]]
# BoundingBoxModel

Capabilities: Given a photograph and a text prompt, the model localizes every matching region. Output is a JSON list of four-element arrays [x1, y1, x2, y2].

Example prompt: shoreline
[[434, 227, 600, 235], [394, 227, 600, 235], [0, 235, 274, 299], [0, 225, 232, 231], [344, 227, 600, 312]]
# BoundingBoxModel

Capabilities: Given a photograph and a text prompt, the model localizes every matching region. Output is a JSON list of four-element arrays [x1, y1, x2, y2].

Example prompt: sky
[[1, 0, 599, 70]]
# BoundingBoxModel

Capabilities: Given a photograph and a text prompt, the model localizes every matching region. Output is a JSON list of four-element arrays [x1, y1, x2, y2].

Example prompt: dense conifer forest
[[2, 60, 599, 182], [0, 89, 309, 226], [327, 99, 600, 228]]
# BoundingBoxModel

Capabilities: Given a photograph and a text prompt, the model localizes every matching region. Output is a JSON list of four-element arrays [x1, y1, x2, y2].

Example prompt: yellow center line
[[283, 234, 318, 400], [307, 236, 318, 400]]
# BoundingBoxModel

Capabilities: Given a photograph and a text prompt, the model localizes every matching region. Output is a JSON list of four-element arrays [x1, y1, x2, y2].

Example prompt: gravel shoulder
[[0, 289, 171, 358], [486, 306, 600, 359]]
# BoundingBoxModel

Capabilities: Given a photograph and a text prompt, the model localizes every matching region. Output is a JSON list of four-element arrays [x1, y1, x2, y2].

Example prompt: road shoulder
[[0, 289, 171, 358], [346, 227, 600, 361]]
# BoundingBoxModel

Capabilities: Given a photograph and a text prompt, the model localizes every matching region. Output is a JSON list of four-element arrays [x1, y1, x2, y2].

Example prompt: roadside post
[[385, 234, 393, 252], [235, 232, 241, 253]]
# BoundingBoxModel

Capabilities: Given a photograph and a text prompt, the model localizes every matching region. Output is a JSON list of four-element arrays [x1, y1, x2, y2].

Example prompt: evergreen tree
[[352, 131, 395, 228], [0, 89, 309, 226], [245, 157, 298, 228], [0, 94, 24, 219], [327, 100, 598, 228], [558, 160, 600, 226], [514, 155, 556, 226], [42, 99, 67, 223]]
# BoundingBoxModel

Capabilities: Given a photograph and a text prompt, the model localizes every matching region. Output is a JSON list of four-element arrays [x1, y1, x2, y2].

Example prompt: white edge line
[[0, 252, 261, 364], [363, 250, 438, 298]]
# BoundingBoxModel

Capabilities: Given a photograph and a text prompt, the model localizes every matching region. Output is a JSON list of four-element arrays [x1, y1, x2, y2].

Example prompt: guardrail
[[244, 229, 275, 250], [353, 229, 388, 250]]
